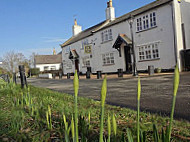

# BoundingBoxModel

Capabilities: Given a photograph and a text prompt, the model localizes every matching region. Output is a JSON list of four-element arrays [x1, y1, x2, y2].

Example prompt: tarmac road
[[27, 72, 190, 121]]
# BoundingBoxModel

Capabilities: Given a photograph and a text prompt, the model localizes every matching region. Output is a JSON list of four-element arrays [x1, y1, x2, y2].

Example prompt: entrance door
[[124, 46, 132, 73], [75, 59, 79, 72]]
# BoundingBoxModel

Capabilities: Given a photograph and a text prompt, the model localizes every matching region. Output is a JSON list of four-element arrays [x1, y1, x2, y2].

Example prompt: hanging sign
[[84, 45, 92, 54]]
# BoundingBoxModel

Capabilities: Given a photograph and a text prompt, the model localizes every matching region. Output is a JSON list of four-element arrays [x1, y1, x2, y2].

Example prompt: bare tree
[[3, 51, 26, 73], [29, 52, 38, 68]]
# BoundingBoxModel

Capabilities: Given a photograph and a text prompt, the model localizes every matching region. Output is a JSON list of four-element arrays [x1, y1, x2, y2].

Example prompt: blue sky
[[0, 0, 154, 59]]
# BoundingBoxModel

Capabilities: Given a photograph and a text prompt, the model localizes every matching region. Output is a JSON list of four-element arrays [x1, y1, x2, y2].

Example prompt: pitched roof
[[61, 0, 172, 48], [113, 34, 132, 49], [61, 20, 109, 47], [35, 55, 62, 65]]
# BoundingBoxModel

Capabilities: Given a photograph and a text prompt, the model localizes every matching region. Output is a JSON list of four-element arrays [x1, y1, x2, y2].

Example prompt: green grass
[[0, 81, 190, 141]]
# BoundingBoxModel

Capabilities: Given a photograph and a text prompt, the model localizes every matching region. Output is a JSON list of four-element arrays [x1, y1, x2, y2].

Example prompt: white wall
[[135, 4, 176, 70], [36, 63, 61, 72], [62, 2, 178, 74], [173, 0, 184, 71], [0, 62, 3, 68], [180, 0, 190, 49]]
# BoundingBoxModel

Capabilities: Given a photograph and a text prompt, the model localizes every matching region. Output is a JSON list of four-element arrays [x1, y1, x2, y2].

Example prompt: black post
[[86, 71, 91, 79], [6, 74, 10, 83], [24, 75, 28, 88], [67, 73, 70, 79], [97, 71, 102, 79], [13, 73, 17, 84], [129, 15, 138, 76], [19, 65, 26, 88], [118, 69, 123, 77]]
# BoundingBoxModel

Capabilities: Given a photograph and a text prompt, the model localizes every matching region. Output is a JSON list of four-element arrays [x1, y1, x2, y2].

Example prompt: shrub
[[30, 68, 40, 76], [155, 68, 162, 73]]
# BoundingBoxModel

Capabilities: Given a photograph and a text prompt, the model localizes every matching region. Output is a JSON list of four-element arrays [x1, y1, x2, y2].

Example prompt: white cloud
[[41, 37, 68, 43]]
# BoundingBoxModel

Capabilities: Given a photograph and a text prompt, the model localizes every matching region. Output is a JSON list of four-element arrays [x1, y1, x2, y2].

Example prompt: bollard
[[97, 71, 102, 79], [19, 65, 26, 88], [52, 73, 56, 79], [59, 72, 62, 79], [86, 71, 91, 79], [67, 73, 70, 79], [118, 68, 123, 77], [148, 65, 154, 75], [87, 67, 92, 73]]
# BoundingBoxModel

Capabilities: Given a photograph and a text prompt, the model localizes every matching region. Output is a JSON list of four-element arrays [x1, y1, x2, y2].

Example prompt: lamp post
[[128, 15, 138, 76]]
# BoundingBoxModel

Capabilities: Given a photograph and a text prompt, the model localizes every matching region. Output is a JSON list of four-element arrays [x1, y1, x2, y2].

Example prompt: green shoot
[[99, 75, 107, 142], [73, 70, 79, 142], [107, 113, 111, 142], [168, 64, 180, 141], [137, 78, 141, 142]]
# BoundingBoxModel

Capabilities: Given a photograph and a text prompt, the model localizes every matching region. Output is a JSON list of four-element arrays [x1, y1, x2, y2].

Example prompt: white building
[[61, 0, 190, 75], [34, 55, 62, 72], [0, 58, 3, 68]]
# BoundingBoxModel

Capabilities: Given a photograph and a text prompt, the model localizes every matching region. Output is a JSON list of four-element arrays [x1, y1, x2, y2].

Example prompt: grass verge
[[0, 82, 189, 141]]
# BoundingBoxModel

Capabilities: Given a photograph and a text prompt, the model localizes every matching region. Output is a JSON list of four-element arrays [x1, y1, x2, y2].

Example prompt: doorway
[[124, 46, 132, 73]]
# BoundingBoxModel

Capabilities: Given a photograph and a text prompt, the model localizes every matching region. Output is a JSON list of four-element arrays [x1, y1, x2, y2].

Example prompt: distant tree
[[29, 52, 38, 68], [3, 51, 26, 73]]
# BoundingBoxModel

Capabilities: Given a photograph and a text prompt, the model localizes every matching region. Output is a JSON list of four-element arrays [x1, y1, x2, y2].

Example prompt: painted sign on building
[[84, 45, 92, 54]]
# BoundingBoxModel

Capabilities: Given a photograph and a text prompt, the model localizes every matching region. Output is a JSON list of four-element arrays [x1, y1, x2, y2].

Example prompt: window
[[138, 42, 160, 61], [139, 46, 145, 60], [50, 66, 56, 70], [44, 66, 49, 71], [82, 56, 90, 67], [150, 12, 156, 27], [145, 45, 151, 59], [63, 60, 72, 70], [142, 15, 149, 30], [137, 18, 142, 31], [66, 61, 72, 69], [108, 29, 112, 40], [152, 43, 159, 59], [101, 29, 113, 43], [136, 12, 156, 32], [102, 53, 115, 65]]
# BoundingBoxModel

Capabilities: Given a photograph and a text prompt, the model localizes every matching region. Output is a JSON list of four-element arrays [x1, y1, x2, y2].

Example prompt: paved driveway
[[27, 73, 190, 121]]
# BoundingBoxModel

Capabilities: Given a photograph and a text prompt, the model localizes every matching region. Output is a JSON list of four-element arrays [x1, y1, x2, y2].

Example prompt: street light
[[128, 15, 138, 76]]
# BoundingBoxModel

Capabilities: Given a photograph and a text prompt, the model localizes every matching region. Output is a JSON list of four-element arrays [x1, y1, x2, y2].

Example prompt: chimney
[[72, 19, 82, 36], [106, 0, 115, 21], [53, 48, 56, 55]]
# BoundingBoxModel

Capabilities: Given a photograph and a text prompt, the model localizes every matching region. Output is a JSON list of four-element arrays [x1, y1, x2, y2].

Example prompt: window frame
[[102, 52, 115, 65], [50, 66, 56, 70], [44, 66, 49, 71], [138, 42, 160, 61], [82, 56, 90, 67], [136, 11, 157, 32], [101, 29, 113, 43]]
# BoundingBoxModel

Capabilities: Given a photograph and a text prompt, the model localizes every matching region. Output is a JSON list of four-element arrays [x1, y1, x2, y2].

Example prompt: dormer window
[[101, 29, 113, 43]]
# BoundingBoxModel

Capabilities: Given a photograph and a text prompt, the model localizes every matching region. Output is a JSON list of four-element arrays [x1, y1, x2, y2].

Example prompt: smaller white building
[[0, 58, 3, 68], [34, 55, 62, 72]]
